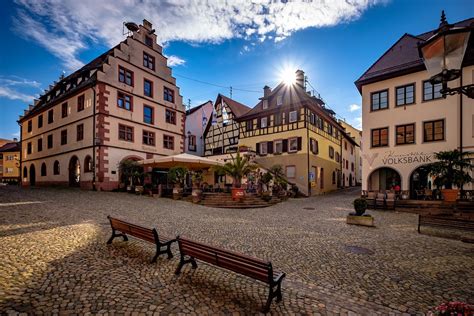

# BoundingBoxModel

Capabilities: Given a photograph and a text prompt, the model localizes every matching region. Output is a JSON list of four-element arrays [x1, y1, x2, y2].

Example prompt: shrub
[[353, 198, 368, 216]]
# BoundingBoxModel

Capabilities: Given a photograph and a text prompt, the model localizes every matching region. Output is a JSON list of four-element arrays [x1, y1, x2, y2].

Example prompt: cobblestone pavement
[[0, 186, 473, 315]]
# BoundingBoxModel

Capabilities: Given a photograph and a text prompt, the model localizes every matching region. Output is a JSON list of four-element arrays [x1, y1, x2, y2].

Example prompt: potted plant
[[118, 159, 144, 193], [426, 150, 473, 202], [269, 165, 289, 198], [261, 172, 273, 201], [346, 198, 374, 227], [213, 152, 257, 201], [191, 171, 204, 203], [168, 166, 188, 200]]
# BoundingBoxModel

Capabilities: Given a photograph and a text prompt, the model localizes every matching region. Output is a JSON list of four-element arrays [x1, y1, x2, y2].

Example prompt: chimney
[[263, 85, 271, 98], [13, 138, 18, 142], [295, 70, 305, 88], [143, 19, 153, 31]]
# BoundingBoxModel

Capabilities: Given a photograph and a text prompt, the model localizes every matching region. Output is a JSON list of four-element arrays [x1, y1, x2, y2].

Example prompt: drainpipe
[[306, 107, 311, 196], [92, 86, 97, 191], [459, 71, 463, 192]]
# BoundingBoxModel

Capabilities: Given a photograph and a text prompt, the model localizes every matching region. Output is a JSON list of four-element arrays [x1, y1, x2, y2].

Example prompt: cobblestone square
[[0, 186, 473, 315]]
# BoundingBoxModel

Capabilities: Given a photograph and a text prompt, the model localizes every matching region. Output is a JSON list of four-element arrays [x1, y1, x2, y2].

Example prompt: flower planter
[[232, 188, 245, 201], [346, 215, 374, 227], [442, 189, 459, 202], [172, 187, 183, 200]]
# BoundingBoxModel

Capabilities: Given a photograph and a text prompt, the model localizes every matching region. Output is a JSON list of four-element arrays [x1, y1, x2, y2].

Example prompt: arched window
[[41, 162, 47, 176], [332, 171, 336, 184], [53, 160, 60, 175], [84, 156, 92, 172], [23, 166, 27, 178]]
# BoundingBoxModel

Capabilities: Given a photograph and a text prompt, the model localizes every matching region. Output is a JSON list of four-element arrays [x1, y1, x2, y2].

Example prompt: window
[[332, 171, 336, 184], [61, 102, 68, 118], [53, 160, 60, 175], [163, 135, 174, 149], [5, 167, 13, 174], [143, 130, 155, 146], [396, 84, 415, 106], [424, 119, 444, 142], [144, 52, 155, 70], [335, 152, 340, 163], [371, 90, 388, 111], [263, 100, 268, 109], [188, 135, 196, 151], [118, 66, 133, 86], [61, 130, 67, 145], [48, 109, 54, 124], [26, 120, 32, 133], [47, 134, 53, 149], [41, 163, 47, 176], [371, 127, 389, 147], [23, 166, 27, 178], [328, 124, 333, 136], [84, 156, 92, 172], [276, 95, 283, 106], [143, 105, 154, 124], [396, 123, 415, 145], [310, 112, 316, 125], [346, 160, 349, 169], [27, 142, 32, 154], [351, 146, 354, 155], [344, 141, 347, 150], [351, 162, 354, 172], [310, 138, 318, 154], [118, 124, 133, 142], [117, 92, 132, 110], [329, 146, 334, 159], [274, 140, 283, 154], [77, 124, 84, 141], [145, 36, 153, 47], [37, 138, 42, 152], [38, 115, 43, 128], [274, 113, 282, 126], [164, 87, 174, 103], [288, 137, 298, 153], [78, 94, 85, 112], [286, 165, 296, 178], [261, 117, 268, 128], [423, 81, 443, 101], [246, 120, 253, 131], [144, 79, 153, 97], [289, 110, 298, 123], [317, 117, 323, 129], [166, 109, 176, 124], [260, 142, 268, 155]]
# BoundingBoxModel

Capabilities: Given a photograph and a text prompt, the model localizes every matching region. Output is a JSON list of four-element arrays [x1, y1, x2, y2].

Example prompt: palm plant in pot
[[426, 150, 473, 202], [213, 152, 257, 201], [168, 166, 188, 200], [191, 170, 204, 203], [118, 159, 144, 193]]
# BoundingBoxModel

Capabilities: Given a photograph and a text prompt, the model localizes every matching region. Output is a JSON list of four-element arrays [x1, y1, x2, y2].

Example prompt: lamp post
[[418, 11, 473, 98]]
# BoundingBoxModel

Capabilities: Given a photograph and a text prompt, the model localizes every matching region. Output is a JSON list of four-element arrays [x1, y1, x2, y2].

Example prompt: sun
[[280, 67, 296, 86]]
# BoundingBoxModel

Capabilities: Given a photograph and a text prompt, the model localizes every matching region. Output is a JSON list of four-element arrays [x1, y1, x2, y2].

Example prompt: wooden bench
[[106, 216, 177, 263], [174, 237, 285, 313], [418, 215, 474, 233]]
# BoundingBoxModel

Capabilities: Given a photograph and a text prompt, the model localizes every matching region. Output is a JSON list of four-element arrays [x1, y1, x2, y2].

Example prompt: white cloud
[[166, 55, 186, 67], [0, 86, 35, 103], [350, 116, 362, 130], [349, 104, 361, 112], [13, 0, 383, 69]]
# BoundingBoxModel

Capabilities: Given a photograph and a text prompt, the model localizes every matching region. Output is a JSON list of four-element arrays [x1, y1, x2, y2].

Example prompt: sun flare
[[280, 67, 297, 86]]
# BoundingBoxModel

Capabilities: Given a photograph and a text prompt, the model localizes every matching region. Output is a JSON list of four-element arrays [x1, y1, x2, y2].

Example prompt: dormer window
[[262, 100, 268, 109], [276, 95, 283, 106], [145, 36, 153, 47]]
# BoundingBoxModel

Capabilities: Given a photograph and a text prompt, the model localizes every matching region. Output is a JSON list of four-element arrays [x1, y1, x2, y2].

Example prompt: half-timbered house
[[236, 70, 344, 196]]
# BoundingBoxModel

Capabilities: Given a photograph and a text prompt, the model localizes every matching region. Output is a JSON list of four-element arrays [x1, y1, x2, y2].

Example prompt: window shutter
[[256, 142, 260, 155], [267, 141, 274, 154], [297, 137, 302, 151], [267, 116, 271, 127], [316, 140, 319, 154], [257, 118, 261, 129], [282, 139, 288, 152]]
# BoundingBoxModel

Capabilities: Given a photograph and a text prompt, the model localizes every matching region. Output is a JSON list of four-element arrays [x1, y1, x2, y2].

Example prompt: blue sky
[[0, 0, 472, 140]]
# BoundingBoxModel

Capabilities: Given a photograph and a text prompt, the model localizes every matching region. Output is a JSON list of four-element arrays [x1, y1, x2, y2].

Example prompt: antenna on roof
[[123, 22, 139, 36]]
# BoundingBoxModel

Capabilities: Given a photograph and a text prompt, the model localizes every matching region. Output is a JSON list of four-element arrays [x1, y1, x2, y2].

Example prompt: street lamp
[[418, 11, 473, 98]]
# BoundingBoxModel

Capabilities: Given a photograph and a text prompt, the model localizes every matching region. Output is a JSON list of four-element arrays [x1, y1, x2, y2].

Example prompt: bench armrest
[[273, 272, 286, 284]]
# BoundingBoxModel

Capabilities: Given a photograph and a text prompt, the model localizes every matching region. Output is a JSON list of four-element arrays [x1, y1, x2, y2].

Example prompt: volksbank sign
[[382, 151, 435, 165]]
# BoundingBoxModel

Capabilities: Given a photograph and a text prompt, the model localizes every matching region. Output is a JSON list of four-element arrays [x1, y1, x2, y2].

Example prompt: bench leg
[[262, 278, 284, 313], [107, 229, 128, 244], [151, 243, 174, 263], [175, 256, 198, 275], [166, 243, 173, 259]]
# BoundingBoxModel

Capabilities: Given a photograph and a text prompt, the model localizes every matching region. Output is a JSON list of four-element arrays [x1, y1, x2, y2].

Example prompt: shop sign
[[382, 151, 435, 165]]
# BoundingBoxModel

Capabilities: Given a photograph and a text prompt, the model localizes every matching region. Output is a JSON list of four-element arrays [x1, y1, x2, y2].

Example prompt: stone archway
[[29, 164, 36, 186], [69, 156, 81, 187], [367, 167, 401, 191], [409, 165, 433, 199]]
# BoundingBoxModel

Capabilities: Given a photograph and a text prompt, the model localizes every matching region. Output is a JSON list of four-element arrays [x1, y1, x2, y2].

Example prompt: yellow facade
[[0, 150, 20, 182]]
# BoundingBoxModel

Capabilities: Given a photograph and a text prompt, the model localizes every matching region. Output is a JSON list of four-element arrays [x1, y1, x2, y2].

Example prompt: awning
[[138, 153, 223, 170]]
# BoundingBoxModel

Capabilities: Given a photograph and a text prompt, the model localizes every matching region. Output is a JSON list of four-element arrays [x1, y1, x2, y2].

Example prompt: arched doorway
[[368, 167, 401, 191], [409, 165, 432, 199], [69, 156, 81, 187], [349, 174, 353, 187], [29, 164, 36, 186]]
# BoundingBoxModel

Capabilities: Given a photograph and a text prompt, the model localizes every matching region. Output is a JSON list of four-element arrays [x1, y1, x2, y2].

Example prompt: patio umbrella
[[138, 153, 223, 170]]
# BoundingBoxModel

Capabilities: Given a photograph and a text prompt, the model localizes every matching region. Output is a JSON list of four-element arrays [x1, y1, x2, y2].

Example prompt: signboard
[[309, 171, 315, 181], [382, 151, 434, 165]]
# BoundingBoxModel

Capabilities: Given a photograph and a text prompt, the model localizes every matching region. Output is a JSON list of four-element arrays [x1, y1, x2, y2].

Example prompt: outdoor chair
[[366, 191, 376, 209], [424, 189, 433, 200], [375, 192, 386, 209], [385, 193, 396, 209], [415, 190, 425, 200]]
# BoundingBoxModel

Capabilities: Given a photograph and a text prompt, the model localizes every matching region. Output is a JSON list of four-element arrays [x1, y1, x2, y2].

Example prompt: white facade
[[185, 101, 213, 156]]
